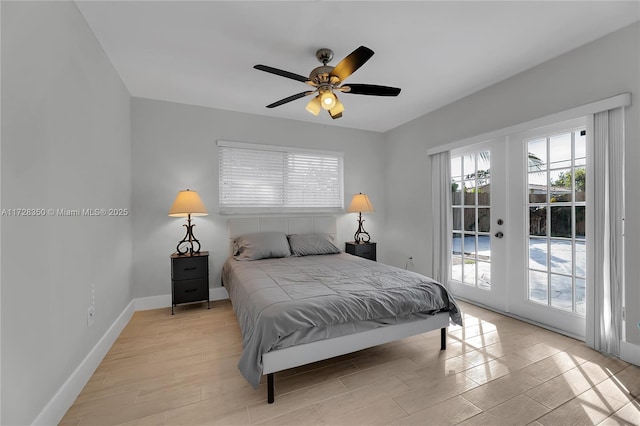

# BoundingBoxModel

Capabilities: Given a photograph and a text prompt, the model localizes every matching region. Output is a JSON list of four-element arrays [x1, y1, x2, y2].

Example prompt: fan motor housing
[[309, 65, 333, 84]]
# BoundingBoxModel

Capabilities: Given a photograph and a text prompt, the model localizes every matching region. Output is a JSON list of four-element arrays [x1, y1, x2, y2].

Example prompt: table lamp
[[347, 193, 374, 243], [168, 189, 208, 255]]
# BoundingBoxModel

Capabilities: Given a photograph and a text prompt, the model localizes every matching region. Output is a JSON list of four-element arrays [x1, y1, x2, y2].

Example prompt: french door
[[449, 117, 588, 338], [448, 140, 508, 310]]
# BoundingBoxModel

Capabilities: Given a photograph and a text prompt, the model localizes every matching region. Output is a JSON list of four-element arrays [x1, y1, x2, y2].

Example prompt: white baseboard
[[32, 300, 136, 425], [134, 293, 171, 311], [35, 287, 230, 425], [620, 340, 640, 366], [134, 287, 229, 311], [210, 286, 229, 301]]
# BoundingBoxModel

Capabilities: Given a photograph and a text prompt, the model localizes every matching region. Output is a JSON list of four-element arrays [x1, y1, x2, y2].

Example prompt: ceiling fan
[[254, 46, 401, 119]]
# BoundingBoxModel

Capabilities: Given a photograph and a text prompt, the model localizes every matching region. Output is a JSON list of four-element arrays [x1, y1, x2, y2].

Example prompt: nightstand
[[345, 242, 376, 261], [170, 251, 210, 314]]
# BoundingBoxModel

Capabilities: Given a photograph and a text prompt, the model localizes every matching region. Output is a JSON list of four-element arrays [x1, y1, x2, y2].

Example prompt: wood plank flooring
[[60, 300, 640, 425]]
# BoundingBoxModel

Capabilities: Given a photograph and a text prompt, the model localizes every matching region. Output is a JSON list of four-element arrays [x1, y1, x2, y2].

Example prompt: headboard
[[227, 216, 337, 249]]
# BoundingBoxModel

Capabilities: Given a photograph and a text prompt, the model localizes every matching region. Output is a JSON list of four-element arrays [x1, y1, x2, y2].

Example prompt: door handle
[[495, 232, 504, 238]]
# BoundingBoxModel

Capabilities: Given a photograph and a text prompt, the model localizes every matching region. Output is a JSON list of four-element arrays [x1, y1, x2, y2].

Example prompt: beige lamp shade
[[305, 96, 321, 116], [168, 189, 208, 217], [347, 193, 374, 213]]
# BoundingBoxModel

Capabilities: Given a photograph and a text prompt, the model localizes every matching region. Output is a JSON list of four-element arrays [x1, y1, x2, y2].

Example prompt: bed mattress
[[222, 253, 462, 388]]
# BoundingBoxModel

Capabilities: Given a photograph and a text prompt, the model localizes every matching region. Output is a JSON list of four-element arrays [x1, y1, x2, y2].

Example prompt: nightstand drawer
[[172, 278, 209, 305], [172, 256, 208, 280], [356, 245, 374, 256], [345, 242, 377, 261]]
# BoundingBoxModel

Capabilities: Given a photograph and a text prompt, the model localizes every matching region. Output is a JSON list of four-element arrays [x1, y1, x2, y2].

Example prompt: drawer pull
[[185, 288, 197, 293], [183, 267, 197, 271]]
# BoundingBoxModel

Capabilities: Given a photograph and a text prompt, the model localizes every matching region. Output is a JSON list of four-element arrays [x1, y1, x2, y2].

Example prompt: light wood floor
[[61, 300, 640, 425]]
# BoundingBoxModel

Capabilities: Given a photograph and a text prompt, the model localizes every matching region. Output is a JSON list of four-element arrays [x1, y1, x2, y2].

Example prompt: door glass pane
[[529, 207, 547, 236], [550, 206, 572, 238], [464, 208, 476, 231], [477, 152, 491, 189], [576, 278, 586, 315], [463, 233, 476, 255], [453, 207, 462, 231], [528, 139, 547, 171], [549, 169, 572, 202], [529, 171, 547, 203], [549, 133, 572, 169], [529, 237, 548, 271], [452, 180, 463, 205], [451, 255, 463, 282], [464, 261, 477, 285], [575, 239, 586, 277], [550, 239, 572, 275], [529, 270, 548, 305], [464, 181, 476, 204], [452, 233, 462, 255], [478, 261, 490, 289], [575, 131, 586, 167], [478, 182, 490, 206], [463, 154, 475, 178], [478, 208, 490, 232], [451, 156, 463, 178], [478, 235, 490, 258], [575, 206, 585, 238], [478, 151, 490, 175], [574, 168, 586, 202], [550, 274, 573, 311]]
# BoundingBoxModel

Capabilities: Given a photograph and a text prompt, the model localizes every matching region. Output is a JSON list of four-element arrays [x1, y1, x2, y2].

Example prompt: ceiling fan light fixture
[[254, 46, 401, 117], [305, 95, 321, 116], [330, 97, 344, 116], [320, 90, 336, 110]]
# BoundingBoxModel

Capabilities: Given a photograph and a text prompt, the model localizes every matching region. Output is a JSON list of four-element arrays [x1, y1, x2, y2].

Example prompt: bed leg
[[440, 327, 446, 350], [267, 373, 274, 404]]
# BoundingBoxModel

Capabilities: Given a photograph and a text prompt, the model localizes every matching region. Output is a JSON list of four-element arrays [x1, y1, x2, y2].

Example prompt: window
[[218, 140, 344, 214]]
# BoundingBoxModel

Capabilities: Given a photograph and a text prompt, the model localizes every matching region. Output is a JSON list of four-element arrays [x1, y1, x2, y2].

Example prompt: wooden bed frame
[[227, 216, 450, 403]]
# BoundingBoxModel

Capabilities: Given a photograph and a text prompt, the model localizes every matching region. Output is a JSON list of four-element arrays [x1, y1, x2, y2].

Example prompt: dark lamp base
[[176, 215, 202, 255]]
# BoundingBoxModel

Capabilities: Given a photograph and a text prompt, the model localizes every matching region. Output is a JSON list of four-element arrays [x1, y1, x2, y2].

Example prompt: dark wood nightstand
[[170, 251, 210, 314], [345, 242, 376, 261]]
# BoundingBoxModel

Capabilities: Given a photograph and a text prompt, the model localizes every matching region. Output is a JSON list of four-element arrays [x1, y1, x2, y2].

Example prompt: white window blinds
[[218, 141, 344, 214]]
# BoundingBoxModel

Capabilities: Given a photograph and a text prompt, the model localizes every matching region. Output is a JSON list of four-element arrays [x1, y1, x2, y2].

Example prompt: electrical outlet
[[87, 306, 95, 327], [405, 256, 414, 271]]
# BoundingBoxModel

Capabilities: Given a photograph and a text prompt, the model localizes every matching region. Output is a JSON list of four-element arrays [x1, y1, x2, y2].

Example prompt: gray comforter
[[222, 253, 462, 388]]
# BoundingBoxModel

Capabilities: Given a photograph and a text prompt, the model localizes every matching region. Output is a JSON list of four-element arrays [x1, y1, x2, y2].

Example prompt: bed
[[222, 217, 462, 403]]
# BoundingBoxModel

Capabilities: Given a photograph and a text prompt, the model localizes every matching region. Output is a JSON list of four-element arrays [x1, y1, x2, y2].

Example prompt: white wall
[[1, 2, 132, 424], [131, 98, 386, 299], [384, 23, 639, 343]]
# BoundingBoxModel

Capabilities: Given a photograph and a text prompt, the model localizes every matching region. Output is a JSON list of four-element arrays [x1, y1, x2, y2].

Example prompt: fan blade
[[343, 84, 401, 96], [329, 110, 343, 120], [266, 91, 314, 108], [330, 46, 374, 82], [254, 65, 310, 83]]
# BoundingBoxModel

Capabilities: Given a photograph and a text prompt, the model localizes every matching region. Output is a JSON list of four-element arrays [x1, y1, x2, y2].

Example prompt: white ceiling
[[75, 1, 639, 133]]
